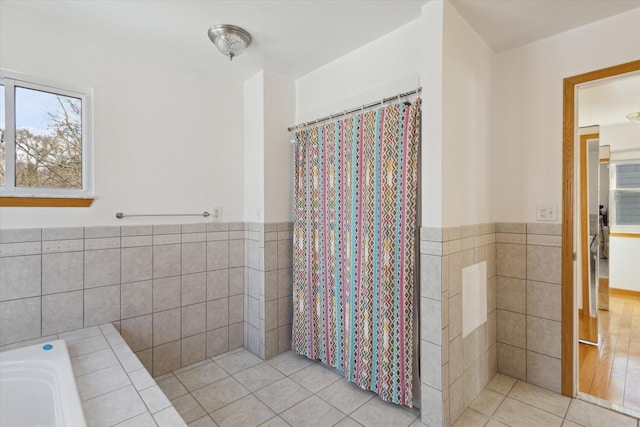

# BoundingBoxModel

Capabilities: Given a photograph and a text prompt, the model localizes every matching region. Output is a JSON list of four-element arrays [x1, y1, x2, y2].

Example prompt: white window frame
[[609, 159, 640, 234], [1, 69, 93, 198]]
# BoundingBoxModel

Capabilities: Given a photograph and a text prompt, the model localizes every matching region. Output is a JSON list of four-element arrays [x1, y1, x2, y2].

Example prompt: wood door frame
[[561, 59, 640, 397], [579, 133, 598, 320], [577, 133, 599, 345]]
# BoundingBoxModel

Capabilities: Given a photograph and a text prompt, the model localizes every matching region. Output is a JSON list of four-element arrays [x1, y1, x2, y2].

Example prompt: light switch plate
[[536, 204, 557, 221], [212, 205, 222, 222]]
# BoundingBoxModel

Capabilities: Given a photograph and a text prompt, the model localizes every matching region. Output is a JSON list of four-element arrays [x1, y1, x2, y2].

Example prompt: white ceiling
[[579, 73, 640, 127], [0, 0, 426, 79], [449, 0, 640, 53], [2, 0, 640, 79]]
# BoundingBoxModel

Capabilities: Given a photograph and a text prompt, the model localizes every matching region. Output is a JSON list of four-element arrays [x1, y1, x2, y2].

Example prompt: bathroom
[[1, 1, 640, 426]]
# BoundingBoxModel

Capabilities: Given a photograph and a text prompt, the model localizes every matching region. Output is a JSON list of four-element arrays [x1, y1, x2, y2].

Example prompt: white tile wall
[[0, 223, 257, 376]]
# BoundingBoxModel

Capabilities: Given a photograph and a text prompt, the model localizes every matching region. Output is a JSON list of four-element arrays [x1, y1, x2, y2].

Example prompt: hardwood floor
[[579, 289, 640, 412]]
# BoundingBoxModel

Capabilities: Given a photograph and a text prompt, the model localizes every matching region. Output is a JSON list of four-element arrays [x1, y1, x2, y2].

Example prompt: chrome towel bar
[[115, 211, 210, 219]]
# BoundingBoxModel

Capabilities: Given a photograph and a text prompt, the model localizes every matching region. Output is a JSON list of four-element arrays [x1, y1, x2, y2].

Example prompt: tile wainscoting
[[244, 222, 294, 360], [0, 222, 294, 377], [419, 223, 497, 426], [495, 222, 562, 393], [1, 219, 563, 426]]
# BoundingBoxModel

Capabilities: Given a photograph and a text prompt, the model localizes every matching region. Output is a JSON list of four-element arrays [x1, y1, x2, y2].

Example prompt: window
[[1, 70, 93, 205], [611, 162, 640, 228]]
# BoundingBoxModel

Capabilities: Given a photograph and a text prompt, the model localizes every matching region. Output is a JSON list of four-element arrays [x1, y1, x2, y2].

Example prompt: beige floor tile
[[258, 416, 290, 427], [335, 417, 364, 426], [254, 377, 312, 413], [161, 348, 640, 427], [281, 395, 347, 427], [233, 362, 285, 392], [468, 388, 505, 417], [565, 399, 636, 427], [174, 359, 210, 375], [493, 397, 563, 427], [486, 374, 516, 395], [188, 415, 217, 427], [266, 350, 313, 375], [176, 361, 228, 392], [350, 397, 417, 427], [289, 363, 342, 393], [409, 418, 429, 427], [153, 406, 187, 427], [192, 376, 250, 413], [452, 408, 489, 427], [171, 393, 207, 424], [316, 378, 375, 414], [114, 412, 158, 427], [211, 394, 275, 427], [508, 381, 570, 418], [157, 374, 189, 400], [215, 349, 262, 374]]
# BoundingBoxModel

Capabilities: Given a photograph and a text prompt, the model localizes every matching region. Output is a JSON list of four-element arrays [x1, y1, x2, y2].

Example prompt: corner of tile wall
[[495, 222, 562, 393], [419, 222, 496, 427], [243, 221, 293, 360], [0, 221, 295, 376], [419, 226, 444, 427]]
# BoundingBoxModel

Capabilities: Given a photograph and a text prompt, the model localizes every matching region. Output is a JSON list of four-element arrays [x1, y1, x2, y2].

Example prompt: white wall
[[243, 70, 295, 223], [244, 72, 265, 222], [492, 7, 640, 223], [295, 18, 421, 124], [0, 5, 245, 228], [441, 1, 494, 227], [610, 237, 640, 291], [601, 123, 640, 159], [601, 123, 640, 291], [419, 1, 444, 228], [264, 71, 295, 223]]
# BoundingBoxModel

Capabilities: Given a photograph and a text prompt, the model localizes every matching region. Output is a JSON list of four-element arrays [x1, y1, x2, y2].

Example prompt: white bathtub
[[0, 339, 87, 427]]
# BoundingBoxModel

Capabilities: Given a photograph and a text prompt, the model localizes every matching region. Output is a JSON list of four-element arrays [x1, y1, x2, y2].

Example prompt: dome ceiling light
[[626, 112, 640, 124], [207, 24, 252, 61]]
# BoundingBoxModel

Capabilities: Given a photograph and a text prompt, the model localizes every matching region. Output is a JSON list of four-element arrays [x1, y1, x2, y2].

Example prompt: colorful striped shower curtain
[[292, 98, 421, 407]]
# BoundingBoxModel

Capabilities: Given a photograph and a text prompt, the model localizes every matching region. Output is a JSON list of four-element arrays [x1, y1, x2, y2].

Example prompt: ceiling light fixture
[[207, 24, 252, 61], [626, 112, 640, 124]]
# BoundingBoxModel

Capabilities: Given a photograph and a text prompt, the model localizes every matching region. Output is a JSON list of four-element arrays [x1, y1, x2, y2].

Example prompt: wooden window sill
[[610, 232, 640, 238], [0, 197, 94, 207]]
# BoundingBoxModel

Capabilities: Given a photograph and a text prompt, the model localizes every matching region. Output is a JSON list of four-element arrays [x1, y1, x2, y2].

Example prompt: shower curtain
[[292, 98, 421, 407]]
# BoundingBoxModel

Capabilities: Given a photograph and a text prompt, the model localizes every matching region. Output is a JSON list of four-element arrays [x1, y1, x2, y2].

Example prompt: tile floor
[[156, 348, 640, 427]]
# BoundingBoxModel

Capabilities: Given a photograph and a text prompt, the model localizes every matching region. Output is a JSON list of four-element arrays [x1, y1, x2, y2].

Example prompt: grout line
[[502, 382, 568, 421]]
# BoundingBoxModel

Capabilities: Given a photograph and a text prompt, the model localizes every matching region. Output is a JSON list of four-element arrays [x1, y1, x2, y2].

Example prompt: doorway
[[562, 61, 640, 414]]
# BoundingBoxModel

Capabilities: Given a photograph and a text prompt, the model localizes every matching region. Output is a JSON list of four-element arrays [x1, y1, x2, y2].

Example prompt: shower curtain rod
[[287, 87, 422, 132]]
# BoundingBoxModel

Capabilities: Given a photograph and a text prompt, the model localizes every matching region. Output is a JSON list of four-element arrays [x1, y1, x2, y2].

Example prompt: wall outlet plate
[[212, 205, 222, 222], [536, 204, 557, 221]]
